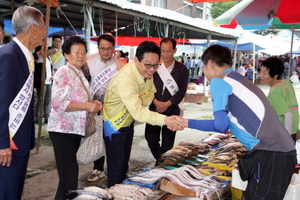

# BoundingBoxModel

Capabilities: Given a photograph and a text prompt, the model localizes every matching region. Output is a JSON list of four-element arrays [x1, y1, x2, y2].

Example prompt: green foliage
[[210, 1, 241, 19], [255, 27, 279, 36]]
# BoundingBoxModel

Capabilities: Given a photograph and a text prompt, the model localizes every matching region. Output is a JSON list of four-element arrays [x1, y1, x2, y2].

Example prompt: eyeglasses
[[142, 62, 160, 69], [98, 47, 113, 51]]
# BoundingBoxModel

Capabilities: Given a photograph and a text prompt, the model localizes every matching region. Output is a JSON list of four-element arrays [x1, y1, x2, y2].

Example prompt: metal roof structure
[[0, 0, 238, 41]]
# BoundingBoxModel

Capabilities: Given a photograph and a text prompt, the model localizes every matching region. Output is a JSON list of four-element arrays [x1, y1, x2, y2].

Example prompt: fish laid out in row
[[128, 168, 170, 184], [164, 165, 226, 200], [107, 184, 160, 200], [66, 186, 113, 200]]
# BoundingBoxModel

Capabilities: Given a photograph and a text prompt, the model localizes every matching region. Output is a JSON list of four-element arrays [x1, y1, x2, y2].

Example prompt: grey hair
[[12, 6, 44, 34]]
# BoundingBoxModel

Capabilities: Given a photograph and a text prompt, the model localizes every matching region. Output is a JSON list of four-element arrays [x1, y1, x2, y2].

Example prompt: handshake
[[165, 116, 188, 131]]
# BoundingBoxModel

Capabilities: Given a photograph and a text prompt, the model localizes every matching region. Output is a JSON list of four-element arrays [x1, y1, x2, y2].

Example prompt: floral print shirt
[[47, 63, 91, 136]]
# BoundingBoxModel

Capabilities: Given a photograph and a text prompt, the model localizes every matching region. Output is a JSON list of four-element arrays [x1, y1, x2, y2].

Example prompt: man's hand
[[87, 101, 102, 114], [154, 99, 171, 113], [112, 50, 121, 60], [0, 148, 12, 167], [165, 116, 185, 131]]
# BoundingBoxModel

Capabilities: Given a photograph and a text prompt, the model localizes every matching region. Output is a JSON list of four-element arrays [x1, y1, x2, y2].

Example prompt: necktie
[[28, 55, 34, 73]]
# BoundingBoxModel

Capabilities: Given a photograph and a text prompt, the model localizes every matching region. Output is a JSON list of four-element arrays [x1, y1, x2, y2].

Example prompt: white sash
[[157, 63, 183, 116], [8, 70, 34, 149], [90, 63, 118, 97]]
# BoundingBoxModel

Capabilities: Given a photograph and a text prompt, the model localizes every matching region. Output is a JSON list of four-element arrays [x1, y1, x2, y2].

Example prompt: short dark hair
[[97, 34, 115, 46], [62, 36, 87, 55], [52, 35, 62, 41], [202, 45, 232, 67], [135, 41, 160, 62], [0, 18, 4, 29], [160, 38, 176, 49], [261, 57, 284, 80]]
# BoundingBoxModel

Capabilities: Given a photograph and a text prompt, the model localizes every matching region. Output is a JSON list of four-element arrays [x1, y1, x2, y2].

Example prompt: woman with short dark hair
[[47, 36, 102, 200], [260, 56, 299, 142]]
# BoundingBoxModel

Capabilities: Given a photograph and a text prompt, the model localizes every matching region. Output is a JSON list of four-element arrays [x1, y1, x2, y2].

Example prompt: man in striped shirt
[[179, 45, 296, 200]]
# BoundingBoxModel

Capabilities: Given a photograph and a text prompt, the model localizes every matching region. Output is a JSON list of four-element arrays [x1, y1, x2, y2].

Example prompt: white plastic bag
[[232, 169, 248, 191]]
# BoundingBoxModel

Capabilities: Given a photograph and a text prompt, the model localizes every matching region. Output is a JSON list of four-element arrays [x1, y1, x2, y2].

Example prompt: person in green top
[[260, 57, 299, 142]]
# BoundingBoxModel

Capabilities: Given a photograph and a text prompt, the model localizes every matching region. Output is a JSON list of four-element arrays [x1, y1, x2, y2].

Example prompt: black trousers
[[0, 153, 29, 200], [104, 122, 134, 188], [145, 124, 176, 161], [49, 132, 82, 200], [240, 150, 296, 200], [93, 156, 105, 171]]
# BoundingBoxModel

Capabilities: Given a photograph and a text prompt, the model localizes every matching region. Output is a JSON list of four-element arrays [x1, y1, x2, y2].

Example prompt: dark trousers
[[190, 68, 195, 77], [49, 132, 82, 200], [0, 153, 29, 200], [93, 156, 105, 171], [145, 124, 176, 161], [241, 150, 296, 200], [35, 84, 52, 121], [104, 122, 134, 188]]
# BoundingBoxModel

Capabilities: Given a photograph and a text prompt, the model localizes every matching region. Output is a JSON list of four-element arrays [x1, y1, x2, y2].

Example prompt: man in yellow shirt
[[103, 41, 183, 187]]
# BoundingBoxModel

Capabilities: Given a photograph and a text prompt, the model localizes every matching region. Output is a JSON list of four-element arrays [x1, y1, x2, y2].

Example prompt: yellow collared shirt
[[104, 61, 166, 128]]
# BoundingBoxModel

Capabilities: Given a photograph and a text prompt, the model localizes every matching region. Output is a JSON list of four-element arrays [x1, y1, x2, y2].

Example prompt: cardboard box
[[159, 178, 230, 200], [184, 93, 205, 104]]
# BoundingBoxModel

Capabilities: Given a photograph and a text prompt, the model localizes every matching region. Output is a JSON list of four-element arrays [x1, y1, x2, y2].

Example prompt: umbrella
[[215, 0, 300, 29], [214, 0, 300, 77], [188, 0, 238, 2]]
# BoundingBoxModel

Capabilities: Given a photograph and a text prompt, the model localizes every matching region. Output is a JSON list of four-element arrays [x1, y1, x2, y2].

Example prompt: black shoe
[[44, 119, 48, 124]]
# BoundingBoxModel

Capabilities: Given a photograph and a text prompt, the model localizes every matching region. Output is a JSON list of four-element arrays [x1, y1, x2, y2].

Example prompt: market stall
[[68, 132, 248, 200]]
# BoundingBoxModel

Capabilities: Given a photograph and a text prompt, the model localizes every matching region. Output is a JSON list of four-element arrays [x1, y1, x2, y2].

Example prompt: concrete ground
[[21, 83, 300, 200]]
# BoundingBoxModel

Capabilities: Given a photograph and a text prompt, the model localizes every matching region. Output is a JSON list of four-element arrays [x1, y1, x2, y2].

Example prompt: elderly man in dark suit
[[145, 38, 188, 163], [0, 6, 45, 200]]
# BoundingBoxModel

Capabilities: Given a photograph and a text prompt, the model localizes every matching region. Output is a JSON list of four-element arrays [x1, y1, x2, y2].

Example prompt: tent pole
[[85, 3, 92, 55], [115, 12, 118, 45], [35, 0, 51, 154], [252, 42, 255, 83], [289, 24, 295, 78], [203, 33, 211, 102], [233, 38, 238, 71]]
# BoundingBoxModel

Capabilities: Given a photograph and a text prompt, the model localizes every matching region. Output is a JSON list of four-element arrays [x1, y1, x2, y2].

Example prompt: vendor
[[174, 45, 296, 200]]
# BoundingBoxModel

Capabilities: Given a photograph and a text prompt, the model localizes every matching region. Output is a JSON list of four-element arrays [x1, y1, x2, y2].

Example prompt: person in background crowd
[[82, 34, 125, 182], [180, 52, 185, 64], [0, 6, 45, 200], [190, 56, 196, 77], [237, 63, 247, 76], [246, 63, 256, 82], [283, 58, 290, 79], [125, 52, 129, 63], [184, 56, 191, 77], [292, 56, 297, 71], [48, 35, 66, 71], [103, 41, 184, 187], [33, 44, 53, 125], [0, 17, 5, 47], [260, 57, 299, 142], [196, 56, 203, 76], [296, 56, 300, 68], [175, 45, 296, 200], [47, 36, 102, 200], [145, 38, 188, 164]]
